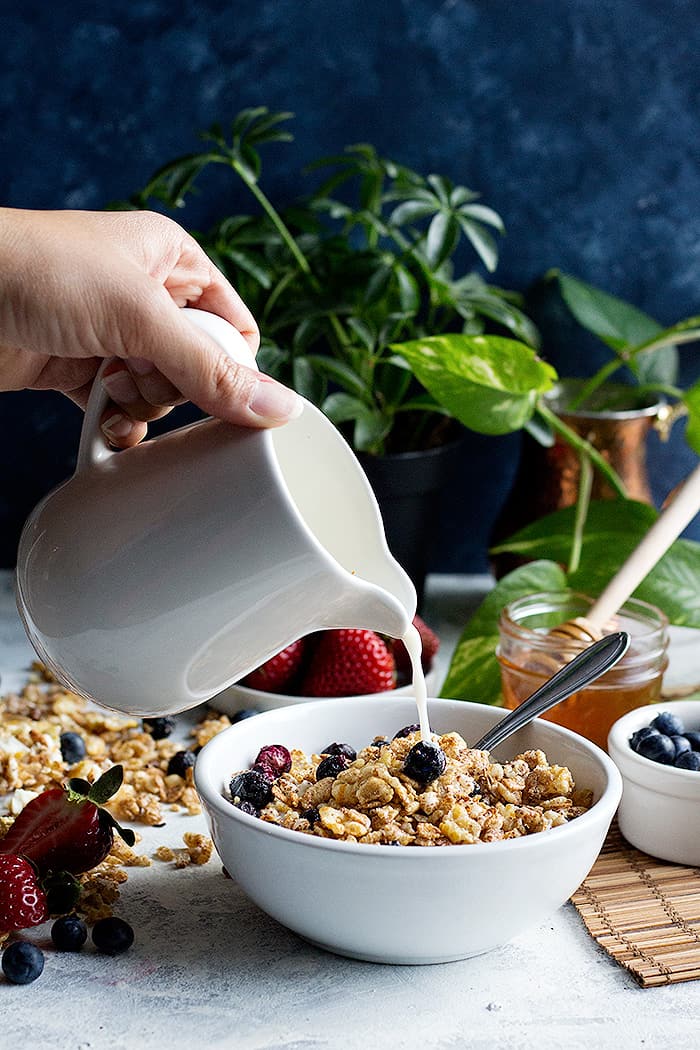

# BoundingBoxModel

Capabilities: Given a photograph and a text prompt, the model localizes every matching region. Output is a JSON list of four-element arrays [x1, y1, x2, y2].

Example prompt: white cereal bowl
[[608, 699, 700, 866], [208, 667, 439, 716], [195, 696, 621, 965]]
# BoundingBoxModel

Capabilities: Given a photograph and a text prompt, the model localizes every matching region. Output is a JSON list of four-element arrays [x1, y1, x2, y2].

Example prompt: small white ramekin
[[608, 699, 700, 865]]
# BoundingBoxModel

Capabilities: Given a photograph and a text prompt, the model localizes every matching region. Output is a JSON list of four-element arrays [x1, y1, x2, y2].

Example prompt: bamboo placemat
[[571, 821, 700, 987]]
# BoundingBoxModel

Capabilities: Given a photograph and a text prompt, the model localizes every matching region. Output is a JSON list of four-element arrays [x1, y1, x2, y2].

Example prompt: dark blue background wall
[[2, 0, 700, 569]]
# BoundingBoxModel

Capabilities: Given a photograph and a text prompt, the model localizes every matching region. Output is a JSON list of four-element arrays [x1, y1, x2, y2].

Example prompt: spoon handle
[[472, 631, 630, 753]]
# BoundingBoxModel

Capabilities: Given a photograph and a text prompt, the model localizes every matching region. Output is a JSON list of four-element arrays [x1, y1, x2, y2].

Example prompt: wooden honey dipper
[[550, 461, 700, 643]]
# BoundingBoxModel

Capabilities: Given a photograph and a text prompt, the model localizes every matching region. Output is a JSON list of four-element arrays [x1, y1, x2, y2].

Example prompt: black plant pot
[[359, 439, 464, 610]]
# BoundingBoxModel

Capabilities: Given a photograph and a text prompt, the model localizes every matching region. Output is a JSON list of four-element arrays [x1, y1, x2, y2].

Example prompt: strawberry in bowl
[[209, 617, 440, 717]]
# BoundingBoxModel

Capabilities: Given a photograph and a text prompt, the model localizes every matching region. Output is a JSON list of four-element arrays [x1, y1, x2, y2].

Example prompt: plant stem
[[568, 452, 593, 575], [232, 159, 315, 281], [231, 158, 351, 352], [536, 403, 628, 498], [567, 359, 622, 409], [568, 328, 700, 410]]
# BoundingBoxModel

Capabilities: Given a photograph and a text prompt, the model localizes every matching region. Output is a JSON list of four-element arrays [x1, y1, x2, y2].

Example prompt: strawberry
[[0, 854, 48, 931], [241, 638, 307, 693], [392, 614, 440, 680], [0, 766, 135, 877], [300, 629, 395, 697]]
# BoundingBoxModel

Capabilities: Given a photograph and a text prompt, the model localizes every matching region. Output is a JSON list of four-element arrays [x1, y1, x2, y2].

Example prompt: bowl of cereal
[[195, 696, 621, 964], [608, 699, 700, 866]]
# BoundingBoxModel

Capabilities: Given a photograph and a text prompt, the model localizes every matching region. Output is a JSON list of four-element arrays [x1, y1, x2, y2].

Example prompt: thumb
[[124, 295, 302, 427]]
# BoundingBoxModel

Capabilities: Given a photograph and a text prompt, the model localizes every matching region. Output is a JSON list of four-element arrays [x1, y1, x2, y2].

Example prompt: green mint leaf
[[88, 765, 124, 807]]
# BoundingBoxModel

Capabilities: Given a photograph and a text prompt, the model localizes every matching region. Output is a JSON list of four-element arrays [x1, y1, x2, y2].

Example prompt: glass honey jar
[[497, 591, 669, 750]]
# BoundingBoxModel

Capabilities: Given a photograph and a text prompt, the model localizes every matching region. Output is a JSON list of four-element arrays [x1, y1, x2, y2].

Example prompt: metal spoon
[[472, 630, 630, 752]]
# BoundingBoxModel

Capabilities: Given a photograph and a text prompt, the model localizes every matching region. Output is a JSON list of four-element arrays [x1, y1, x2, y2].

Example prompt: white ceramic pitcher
[[15, 309, 416, 715]]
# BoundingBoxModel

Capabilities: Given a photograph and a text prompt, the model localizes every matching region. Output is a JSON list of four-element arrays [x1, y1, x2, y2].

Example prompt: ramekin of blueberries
[[629, 710, 700, 771], [608, 700, 700, 866]]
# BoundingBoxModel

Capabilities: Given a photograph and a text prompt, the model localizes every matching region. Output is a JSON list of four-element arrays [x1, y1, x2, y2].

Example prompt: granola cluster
[[0, 666, 225, 922], [244, 730, 592, 846]]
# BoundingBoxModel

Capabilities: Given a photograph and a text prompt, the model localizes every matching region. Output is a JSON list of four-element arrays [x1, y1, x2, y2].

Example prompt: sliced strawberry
[[0, 766, 135, 877], [0, 854, 48, 931], [392, 614, 440, 680], [241, 638, 307, 693], [300, 629, 395, 697]]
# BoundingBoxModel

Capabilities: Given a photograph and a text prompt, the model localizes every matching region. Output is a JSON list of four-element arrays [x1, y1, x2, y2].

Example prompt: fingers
[[101, 359, 184, 418], [100, 413, 149, 448], [195, 270, 260, 354], [119, 290, 302, 428], [98, 359, 178, 447]]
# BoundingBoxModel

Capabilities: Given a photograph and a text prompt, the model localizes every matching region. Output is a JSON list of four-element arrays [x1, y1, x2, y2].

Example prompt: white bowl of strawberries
[[209, 616, 440, 717]]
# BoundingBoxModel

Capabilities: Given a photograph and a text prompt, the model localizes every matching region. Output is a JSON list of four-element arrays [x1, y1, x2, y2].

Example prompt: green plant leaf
[[364, 262, 394, 305], [87, 765, 124, 806], [292, 356, 326, 403], [623, 538, 700, 627], [394, 265, 420, 312], [683, 379, 700, 454], [554, 271, 662, 350], [553, 271, 679, 385], [354, 410, 392, 453], [458, 202, 505, 233], [388, 200, 437, 226], [392, 334, 557, 435], [439, 635, 502, 705], [322, 392, 369, 423], [491, 499, 657, 566], [425, 212, 460, 268], [256, 344, 289, 376], [457, 217, 499, 272], [491, 499, 700, 628], [307, 355, 368, 399], [217, 246, 273, 288], [440, 560, 568, 703]]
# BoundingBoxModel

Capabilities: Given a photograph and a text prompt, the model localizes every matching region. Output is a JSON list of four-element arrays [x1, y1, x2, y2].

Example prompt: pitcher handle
[[76, 308, 258, 472]]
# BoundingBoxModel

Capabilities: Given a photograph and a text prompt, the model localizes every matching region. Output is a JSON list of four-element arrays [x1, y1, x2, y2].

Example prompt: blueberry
[[315, 755, 348, 781], [404, 741, 447, 784], [636, 732, 676, 765], [142, 717, 175, 740], [254, 744, 292, 779], [393, 724, 420, 739], [92, 916, 134, 955], [51, 915, 88, 952], [650, 711, 685, 736], [671, 735, 691, 759], [231, 709, 259, 724], [675, 750, 700, 771], [229, 769, 272, 808], [629, 726, 659, 752], [44, 870, 81, 915], [370, 737, 390, 749], [685, 732, 700, 752], [321, 742, 357, 763], [1, 941, 44, 984], [167, 750, 196, 777], [59, 731, 86, 765], [301, 806, 320, 825], [235, 800, 259, 816]]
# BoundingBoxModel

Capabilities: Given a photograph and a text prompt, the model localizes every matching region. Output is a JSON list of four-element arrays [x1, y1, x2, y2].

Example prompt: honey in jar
[[497, 591, 669, 750]]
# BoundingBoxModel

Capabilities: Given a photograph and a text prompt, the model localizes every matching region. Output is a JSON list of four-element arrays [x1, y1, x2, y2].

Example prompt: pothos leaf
[[392, 334, 557, 435], [440, 561, 568, 704]]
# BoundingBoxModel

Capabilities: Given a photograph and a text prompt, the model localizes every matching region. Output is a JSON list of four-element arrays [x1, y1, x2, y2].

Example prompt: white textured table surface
[[2, 570, 700, 1050]]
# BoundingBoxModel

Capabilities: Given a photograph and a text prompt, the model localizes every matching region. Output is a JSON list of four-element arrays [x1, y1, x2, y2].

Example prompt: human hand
[[0, 208, 301, 446]]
